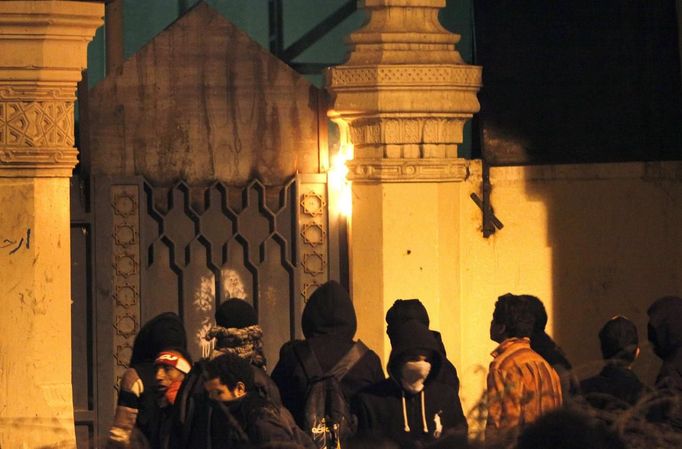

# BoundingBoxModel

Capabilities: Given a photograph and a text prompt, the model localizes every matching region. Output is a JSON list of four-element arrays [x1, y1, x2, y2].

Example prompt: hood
[[648, 296, 682, 360], [385, 299, 430, 340], [130, 312, 187, 365], [531, 331, 572, 370], [301, 281, 356, 340], [387, 319, 443, 382]]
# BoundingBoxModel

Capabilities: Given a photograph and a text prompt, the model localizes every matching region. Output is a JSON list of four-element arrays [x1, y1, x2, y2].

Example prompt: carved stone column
[[328, 0, 481, 363], [0, 2, 103, 448]]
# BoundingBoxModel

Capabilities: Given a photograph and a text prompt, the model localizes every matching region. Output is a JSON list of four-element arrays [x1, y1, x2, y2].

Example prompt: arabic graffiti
[[1, 227, 30, 255]]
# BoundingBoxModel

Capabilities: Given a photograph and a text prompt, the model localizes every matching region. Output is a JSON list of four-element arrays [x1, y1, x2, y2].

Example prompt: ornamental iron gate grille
[[69, 172, 336, 447]]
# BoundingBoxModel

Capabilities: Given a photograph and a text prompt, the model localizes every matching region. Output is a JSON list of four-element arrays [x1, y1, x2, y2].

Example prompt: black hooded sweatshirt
[[647, 296, 682, 430], [354, 320, 468, 449], [127, 312, 187, 447], [386, 299, 462, 394], [271, 281, 384, 428]]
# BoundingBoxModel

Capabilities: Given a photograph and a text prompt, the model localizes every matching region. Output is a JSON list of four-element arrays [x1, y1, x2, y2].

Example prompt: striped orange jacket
[[485, 337, 563, 440]]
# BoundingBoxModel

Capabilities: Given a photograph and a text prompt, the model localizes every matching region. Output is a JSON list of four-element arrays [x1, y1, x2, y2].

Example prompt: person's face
[[155, 364, 185, 391], [204, 378, 247, 402], [490, 318, 506, 343]]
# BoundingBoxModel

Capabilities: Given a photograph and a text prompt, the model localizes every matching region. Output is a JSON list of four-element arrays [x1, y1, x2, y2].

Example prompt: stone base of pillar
[[350, 180, 462, 364], [0, 178, 76, 449]]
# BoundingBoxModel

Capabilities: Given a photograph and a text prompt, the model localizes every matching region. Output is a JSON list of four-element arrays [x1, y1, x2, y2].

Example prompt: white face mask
[[400, 360, 432, 394]]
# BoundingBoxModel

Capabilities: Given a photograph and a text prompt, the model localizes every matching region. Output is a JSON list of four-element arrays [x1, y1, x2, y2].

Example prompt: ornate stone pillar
[[0, 2, 103, 448], [327, 0, 481, 363]]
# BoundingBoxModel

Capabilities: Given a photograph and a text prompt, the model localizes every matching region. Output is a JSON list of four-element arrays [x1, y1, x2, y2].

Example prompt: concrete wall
[[441, 160, 682, 424]]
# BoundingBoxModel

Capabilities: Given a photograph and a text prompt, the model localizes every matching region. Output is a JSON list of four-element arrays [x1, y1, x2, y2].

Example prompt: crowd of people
[[106, 282, 682, 449]]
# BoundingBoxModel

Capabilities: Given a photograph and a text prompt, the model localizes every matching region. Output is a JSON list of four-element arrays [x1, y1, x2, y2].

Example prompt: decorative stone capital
[[348, 157, 468, 183], [0, 1, 104, 177], [327, 0, 481, 183]]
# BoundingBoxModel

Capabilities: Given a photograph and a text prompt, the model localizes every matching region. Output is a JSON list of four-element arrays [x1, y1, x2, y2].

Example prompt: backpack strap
[[293, 341, 325, 382], [328, 340, 368, 381]]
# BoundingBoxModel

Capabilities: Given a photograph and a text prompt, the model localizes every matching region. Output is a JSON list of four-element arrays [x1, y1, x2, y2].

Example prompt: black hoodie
[[386, 299, 462, 394], [647, 296, 682, 430], [271, 281, 384, 428], [354, 320, 468, 449]]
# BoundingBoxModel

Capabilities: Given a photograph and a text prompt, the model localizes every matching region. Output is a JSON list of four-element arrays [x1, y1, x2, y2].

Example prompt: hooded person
[[385, 299, 461, 393], [170, 298, 284, 449], [525, 295, 577, 397], [107, 312, 187, 449], [271, 280, 384, 430], [647, 296, 682, 430], [353, 319, 468, 449]]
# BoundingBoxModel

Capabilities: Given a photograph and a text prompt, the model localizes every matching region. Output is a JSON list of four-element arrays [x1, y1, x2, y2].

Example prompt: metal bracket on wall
[[470, 160, 503, 238], [269, 0, 356, 74]]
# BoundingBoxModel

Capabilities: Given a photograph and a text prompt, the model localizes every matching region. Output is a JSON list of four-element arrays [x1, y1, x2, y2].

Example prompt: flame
[[328, 142, 353, 216]]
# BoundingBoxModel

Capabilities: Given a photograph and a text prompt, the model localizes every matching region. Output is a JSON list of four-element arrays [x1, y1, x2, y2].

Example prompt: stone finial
[[327, 0, 482, 183]]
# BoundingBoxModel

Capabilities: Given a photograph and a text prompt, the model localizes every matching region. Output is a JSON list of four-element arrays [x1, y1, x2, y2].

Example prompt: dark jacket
[[354, 320, 468, 449], [580, 363, 646, 411], [531, 331, 578, 397], [170, 360, 284, 449], [271, 281, 384, 429], [647, 296, 682, 430], [208, 393, 313, 449], [121, 312, 186, 449]]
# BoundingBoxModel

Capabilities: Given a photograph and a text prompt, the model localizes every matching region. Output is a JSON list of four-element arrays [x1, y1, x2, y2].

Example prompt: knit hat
[[206, 324, 267, 368], [154, 349, 192, 374], [215, 298, 258, 329], [386, 299, 430, 339]]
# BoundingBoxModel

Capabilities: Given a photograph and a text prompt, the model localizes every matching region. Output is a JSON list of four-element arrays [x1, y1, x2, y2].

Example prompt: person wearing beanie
[[208, 298, 266, 368], [271, 280, 384, 431], [486, 294, 562, 446], [386, 299, 462, 394], [152, 348, 192, 449], [155, 349, 192, 405], [202, 353, 315, 449], [580, 316, 646, 411], [169, 298, 284, 449], [107, 312, 188, 449], [354, 319, 468, 449]]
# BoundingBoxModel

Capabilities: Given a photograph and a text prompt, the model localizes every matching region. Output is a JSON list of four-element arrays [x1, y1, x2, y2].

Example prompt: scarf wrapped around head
[[205, 324, 267, 369]]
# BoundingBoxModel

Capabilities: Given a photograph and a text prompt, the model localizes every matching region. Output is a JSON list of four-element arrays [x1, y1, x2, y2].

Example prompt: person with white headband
[[353, 319, 468, 449]]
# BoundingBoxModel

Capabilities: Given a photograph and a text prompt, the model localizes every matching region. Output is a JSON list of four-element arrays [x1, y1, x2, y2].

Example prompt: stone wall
[[449, 160, 682, 427]]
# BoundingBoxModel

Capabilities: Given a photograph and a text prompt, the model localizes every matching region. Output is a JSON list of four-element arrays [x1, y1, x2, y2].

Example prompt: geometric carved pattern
[[301, 223, 325, 247], [300, 191, 326, 217], [142, 178, 298, 352], [0, 101, 74, 147], [0, 84, 79, 175], [329, 65, 483, 89], [111, 185, 141, 395], [297, 178, 329, 302], [302, 252, 327, 276], [114, 284, 138, 309]]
